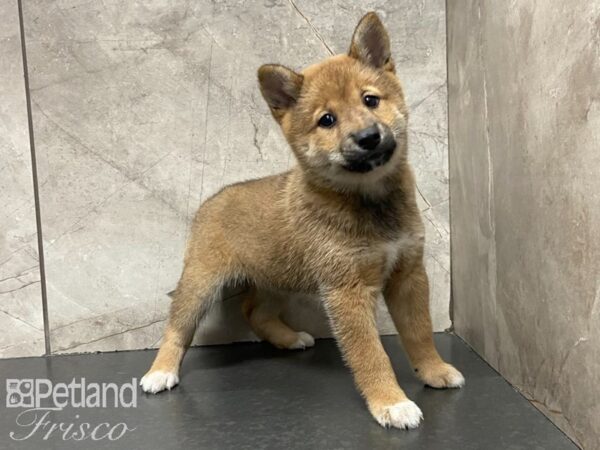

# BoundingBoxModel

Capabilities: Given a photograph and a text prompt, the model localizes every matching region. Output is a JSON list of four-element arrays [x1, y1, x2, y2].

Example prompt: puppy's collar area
[[298, 168, 404, 202]]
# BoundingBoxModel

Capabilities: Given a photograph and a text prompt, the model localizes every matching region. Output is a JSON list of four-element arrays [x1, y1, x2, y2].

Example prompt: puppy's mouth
[[341, 140, 396, 173]]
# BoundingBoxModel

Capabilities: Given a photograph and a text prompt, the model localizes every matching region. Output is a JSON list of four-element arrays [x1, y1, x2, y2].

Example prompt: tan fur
[[142, 12, 463, 428]]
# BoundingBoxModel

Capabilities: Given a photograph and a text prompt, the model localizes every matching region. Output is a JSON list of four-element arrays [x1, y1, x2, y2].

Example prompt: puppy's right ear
[[258, 64, 303, 120], [349, 12, 394, 71]]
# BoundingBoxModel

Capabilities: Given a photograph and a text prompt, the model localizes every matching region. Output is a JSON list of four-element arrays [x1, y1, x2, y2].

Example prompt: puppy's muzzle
[[341, 124, 396, 173]]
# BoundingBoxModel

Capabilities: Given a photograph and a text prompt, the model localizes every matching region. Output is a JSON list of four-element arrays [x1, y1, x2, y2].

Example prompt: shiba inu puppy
[[141, 12, 464, 429]]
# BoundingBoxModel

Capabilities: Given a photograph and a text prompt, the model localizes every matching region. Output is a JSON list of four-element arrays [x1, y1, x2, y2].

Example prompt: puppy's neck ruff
[[287, 166, 409, 242]]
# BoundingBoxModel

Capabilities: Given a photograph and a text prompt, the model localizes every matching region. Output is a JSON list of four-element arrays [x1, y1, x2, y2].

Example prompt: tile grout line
[[17, 0, 51, 355], [444, 0, 455, 331]]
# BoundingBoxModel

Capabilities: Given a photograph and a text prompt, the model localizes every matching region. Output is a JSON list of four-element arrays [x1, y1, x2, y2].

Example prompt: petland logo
[[5, 378, 137, 441]]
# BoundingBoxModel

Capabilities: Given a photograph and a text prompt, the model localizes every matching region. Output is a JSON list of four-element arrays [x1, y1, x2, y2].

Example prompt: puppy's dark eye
[[363, 95, 380, 108], [318, 113, 336, 128]]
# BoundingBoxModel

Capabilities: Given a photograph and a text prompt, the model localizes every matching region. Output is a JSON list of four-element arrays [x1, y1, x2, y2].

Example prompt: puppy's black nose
[[352, 126, 381, 151]]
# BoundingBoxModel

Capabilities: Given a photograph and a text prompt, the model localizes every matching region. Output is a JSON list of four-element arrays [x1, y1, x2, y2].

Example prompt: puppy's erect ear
[[258, 64, 303, 119], [349, 12, 394, 71]]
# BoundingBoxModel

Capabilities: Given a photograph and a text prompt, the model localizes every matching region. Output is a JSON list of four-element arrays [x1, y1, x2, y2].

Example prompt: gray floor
[[0, 334, 576, 450]]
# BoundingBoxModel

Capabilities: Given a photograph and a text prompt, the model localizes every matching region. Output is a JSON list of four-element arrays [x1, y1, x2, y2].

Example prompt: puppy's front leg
[[385, 263, 464, 388], [325, 285, 423, 429]]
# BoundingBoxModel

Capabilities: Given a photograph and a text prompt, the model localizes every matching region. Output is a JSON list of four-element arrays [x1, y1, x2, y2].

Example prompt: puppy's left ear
[[349, 12, 394, 71]]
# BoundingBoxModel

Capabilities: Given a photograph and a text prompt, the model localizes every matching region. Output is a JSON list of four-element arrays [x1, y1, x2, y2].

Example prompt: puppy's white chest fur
[[381, 240, 403, 277], [379, 233, 423, 278]]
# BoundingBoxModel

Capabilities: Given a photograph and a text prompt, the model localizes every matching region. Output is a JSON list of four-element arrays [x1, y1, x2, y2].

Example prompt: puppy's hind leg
[[141, 260, 232, 394], [241, 287, 315, 350]]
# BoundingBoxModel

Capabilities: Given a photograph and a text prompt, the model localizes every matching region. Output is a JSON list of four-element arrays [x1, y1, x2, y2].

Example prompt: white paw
[[289, 331, 315, 350], [446, 367, 465, 388], [140, 370, 179, 394], [419, 363, 465, 389], [373, 400, 423, 429]]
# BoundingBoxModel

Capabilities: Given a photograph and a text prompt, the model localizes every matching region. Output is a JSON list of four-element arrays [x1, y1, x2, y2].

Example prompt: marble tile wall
[[448, 1, 600, 448], [1, 0, 450, 357], [0, 0, 45, 357]]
